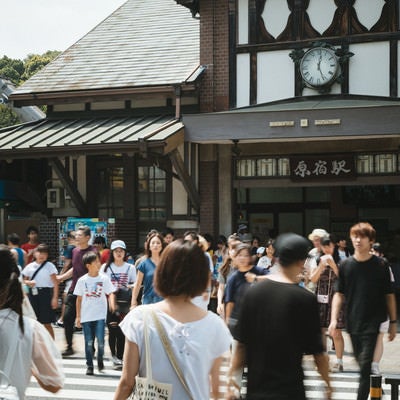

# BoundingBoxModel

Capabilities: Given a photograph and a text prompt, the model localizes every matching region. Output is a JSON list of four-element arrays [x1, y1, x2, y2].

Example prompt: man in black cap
[[225, 233, 332, 400]]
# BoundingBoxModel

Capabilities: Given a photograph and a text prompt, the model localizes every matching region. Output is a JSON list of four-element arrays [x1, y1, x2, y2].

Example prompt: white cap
[[308, 229, 329, 241], [256, 247, 265, 255], [110, 240, 126, 250]]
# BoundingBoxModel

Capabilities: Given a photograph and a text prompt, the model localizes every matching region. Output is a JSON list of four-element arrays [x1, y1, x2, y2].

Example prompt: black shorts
[[28, 287, 56, 324]]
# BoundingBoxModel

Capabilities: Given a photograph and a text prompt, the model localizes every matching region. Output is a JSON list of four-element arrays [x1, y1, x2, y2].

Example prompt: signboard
[[58, 217, 110, 268], [290, 155, 355, 181]]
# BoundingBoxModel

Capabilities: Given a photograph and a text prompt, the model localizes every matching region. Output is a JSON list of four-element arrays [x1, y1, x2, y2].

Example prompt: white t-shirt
[[22, 261, 57, 287], [0, 309, 64, 399], [101, 262, 136, 289], [73, 273, 115, 323], [120, 306, 232, 400]]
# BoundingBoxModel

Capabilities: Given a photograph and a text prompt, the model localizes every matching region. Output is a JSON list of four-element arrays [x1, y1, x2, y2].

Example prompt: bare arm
[[50, 273, 59, 309], [314, 352, 333, 399], [75, 296, 82, 328], [114, 339, 139, 399], [386, 293, 397, 341], [309, 260, 324, 283], [57, 267, 73, 282], [328, 292, 344, 337], [217, 282, 225, 316], [108, 292, 116, 313], [31, 322, 64, 393], [130, 270, 144, 308], [225, 341, 246, 400], [224, 302, 234, 325]]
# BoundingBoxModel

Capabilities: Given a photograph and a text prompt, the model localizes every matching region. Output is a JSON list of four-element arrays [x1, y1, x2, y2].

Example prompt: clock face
[[300, 47, 339, 88]]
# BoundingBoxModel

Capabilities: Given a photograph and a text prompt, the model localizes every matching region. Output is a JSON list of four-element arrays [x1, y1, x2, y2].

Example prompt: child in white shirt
[[74, 251, 116, 375], [22, 243, 59, 338]]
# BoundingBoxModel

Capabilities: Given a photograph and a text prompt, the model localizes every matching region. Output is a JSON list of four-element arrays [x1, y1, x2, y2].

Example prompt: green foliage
[[0, 51, 60, 85], [0, 56, 24, 84], [0, 104, 20, 128]]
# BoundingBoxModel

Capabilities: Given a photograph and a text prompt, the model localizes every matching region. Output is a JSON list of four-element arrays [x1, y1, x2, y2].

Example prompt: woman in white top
[[101, 240, 136, 367], [114, 239, 232, 400], [0, 245, 64, 399]]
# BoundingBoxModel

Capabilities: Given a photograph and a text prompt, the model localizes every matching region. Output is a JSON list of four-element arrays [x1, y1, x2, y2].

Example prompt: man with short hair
[[7, 232, 27, 268], [226, 233, 332, 400], [58, 226, 96, 357], [21, 225, 40, 264], [329, 222, 397, 400]]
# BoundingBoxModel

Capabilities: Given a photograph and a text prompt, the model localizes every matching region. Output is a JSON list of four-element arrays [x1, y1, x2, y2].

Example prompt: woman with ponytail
[[0, 245, 64, 399]]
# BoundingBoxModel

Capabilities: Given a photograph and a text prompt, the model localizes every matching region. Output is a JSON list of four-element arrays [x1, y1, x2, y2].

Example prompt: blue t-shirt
[[137, 257, 163, 304], [15, 247, 25, 268]]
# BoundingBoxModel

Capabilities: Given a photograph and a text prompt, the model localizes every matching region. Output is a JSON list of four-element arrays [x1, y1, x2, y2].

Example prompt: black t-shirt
[[336, 255, 393, 334], [236, 279, 324, 400], [225, 266, 269, 321]]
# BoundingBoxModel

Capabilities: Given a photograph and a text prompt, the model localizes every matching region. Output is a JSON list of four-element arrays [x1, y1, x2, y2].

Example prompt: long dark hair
[[0, 245, 24, 333], [145, 232, 166, 258]]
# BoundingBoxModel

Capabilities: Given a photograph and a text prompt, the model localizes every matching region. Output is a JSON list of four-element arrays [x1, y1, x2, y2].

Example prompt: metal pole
[[370, 374, 382, 400]]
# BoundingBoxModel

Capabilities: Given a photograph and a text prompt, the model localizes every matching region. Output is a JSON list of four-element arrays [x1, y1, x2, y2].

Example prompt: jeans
[[82, 319, 106, 367], [350, 333, 378, 400]]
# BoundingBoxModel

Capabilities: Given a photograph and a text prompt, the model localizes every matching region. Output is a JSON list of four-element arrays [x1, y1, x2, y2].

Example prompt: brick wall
[[39, 218, 59, 264], [199, 160, 218, 237], [114, 218, 136, 256], [200, 0, 230, 112]]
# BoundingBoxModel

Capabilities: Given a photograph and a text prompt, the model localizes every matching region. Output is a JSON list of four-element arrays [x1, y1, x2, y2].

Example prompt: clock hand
[[317, 54, 322, 72]]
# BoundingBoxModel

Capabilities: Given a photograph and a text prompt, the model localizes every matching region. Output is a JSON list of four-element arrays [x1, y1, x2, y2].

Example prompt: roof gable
[[14, 0, 199, 95]]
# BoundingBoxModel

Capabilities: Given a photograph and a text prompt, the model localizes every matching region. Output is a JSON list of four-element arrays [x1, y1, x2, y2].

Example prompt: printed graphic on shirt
[[85, 282, 104, 298]]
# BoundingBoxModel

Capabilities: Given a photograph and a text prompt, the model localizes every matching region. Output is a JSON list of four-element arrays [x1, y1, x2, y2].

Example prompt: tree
[[0, 56, 24, 84], [0, 51, 60, 85], [0, 104, 20, 128], [22, 51, 61, 81], [0, 50, 60, 128]]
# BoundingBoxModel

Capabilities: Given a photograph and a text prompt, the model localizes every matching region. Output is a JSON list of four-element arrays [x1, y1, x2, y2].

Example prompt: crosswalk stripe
[[27, 388, 116, 400], [27, 354, 393, 400]]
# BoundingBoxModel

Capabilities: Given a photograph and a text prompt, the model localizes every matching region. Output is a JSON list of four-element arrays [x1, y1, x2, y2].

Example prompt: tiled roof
[[14, 0, 199, 95], [0, 115, 183, 157]]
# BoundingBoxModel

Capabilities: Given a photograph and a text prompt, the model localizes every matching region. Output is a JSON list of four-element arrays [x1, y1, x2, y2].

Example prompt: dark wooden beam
[[49, 158, 88, 216], [167, 148, 200, 212]]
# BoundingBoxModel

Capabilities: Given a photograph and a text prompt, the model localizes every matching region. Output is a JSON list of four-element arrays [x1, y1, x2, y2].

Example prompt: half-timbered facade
[[180, 0, 400, 244]]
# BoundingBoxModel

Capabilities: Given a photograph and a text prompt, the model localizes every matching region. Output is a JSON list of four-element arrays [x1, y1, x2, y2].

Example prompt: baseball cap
[[308, 228, 328, 241], [256, 247, 265, 255], [274, 233, 311, 266], [110, 240, 126, 250]]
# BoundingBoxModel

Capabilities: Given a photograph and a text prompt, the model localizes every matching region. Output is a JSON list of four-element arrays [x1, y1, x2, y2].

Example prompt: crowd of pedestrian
[[0, 221, 397, 399]]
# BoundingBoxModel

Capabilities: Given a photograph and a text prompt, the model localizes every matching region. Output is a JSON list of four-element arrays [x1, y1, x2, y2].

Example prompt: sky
[[1, 0, 127, 59]]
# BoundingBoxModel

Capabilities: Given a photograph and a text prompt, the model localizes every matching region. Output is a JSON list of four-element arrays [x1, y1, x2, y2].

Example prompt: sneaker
[[56, 320, 64, 328], [331, 363, 344, 373], [86, 366, 94, 376], [98, 360, 104, 372], [112, 355, 122, 366], [62, 348, 75, 357]]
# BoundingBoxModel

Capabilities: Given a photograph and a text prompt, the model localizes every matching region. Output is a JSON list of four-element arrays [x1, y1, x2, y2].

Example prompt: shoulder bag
[[130, 309, 173, 400], [317, 269, 331, 304], [0, 313, 19, 400], [109, 265, 132, 314]]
